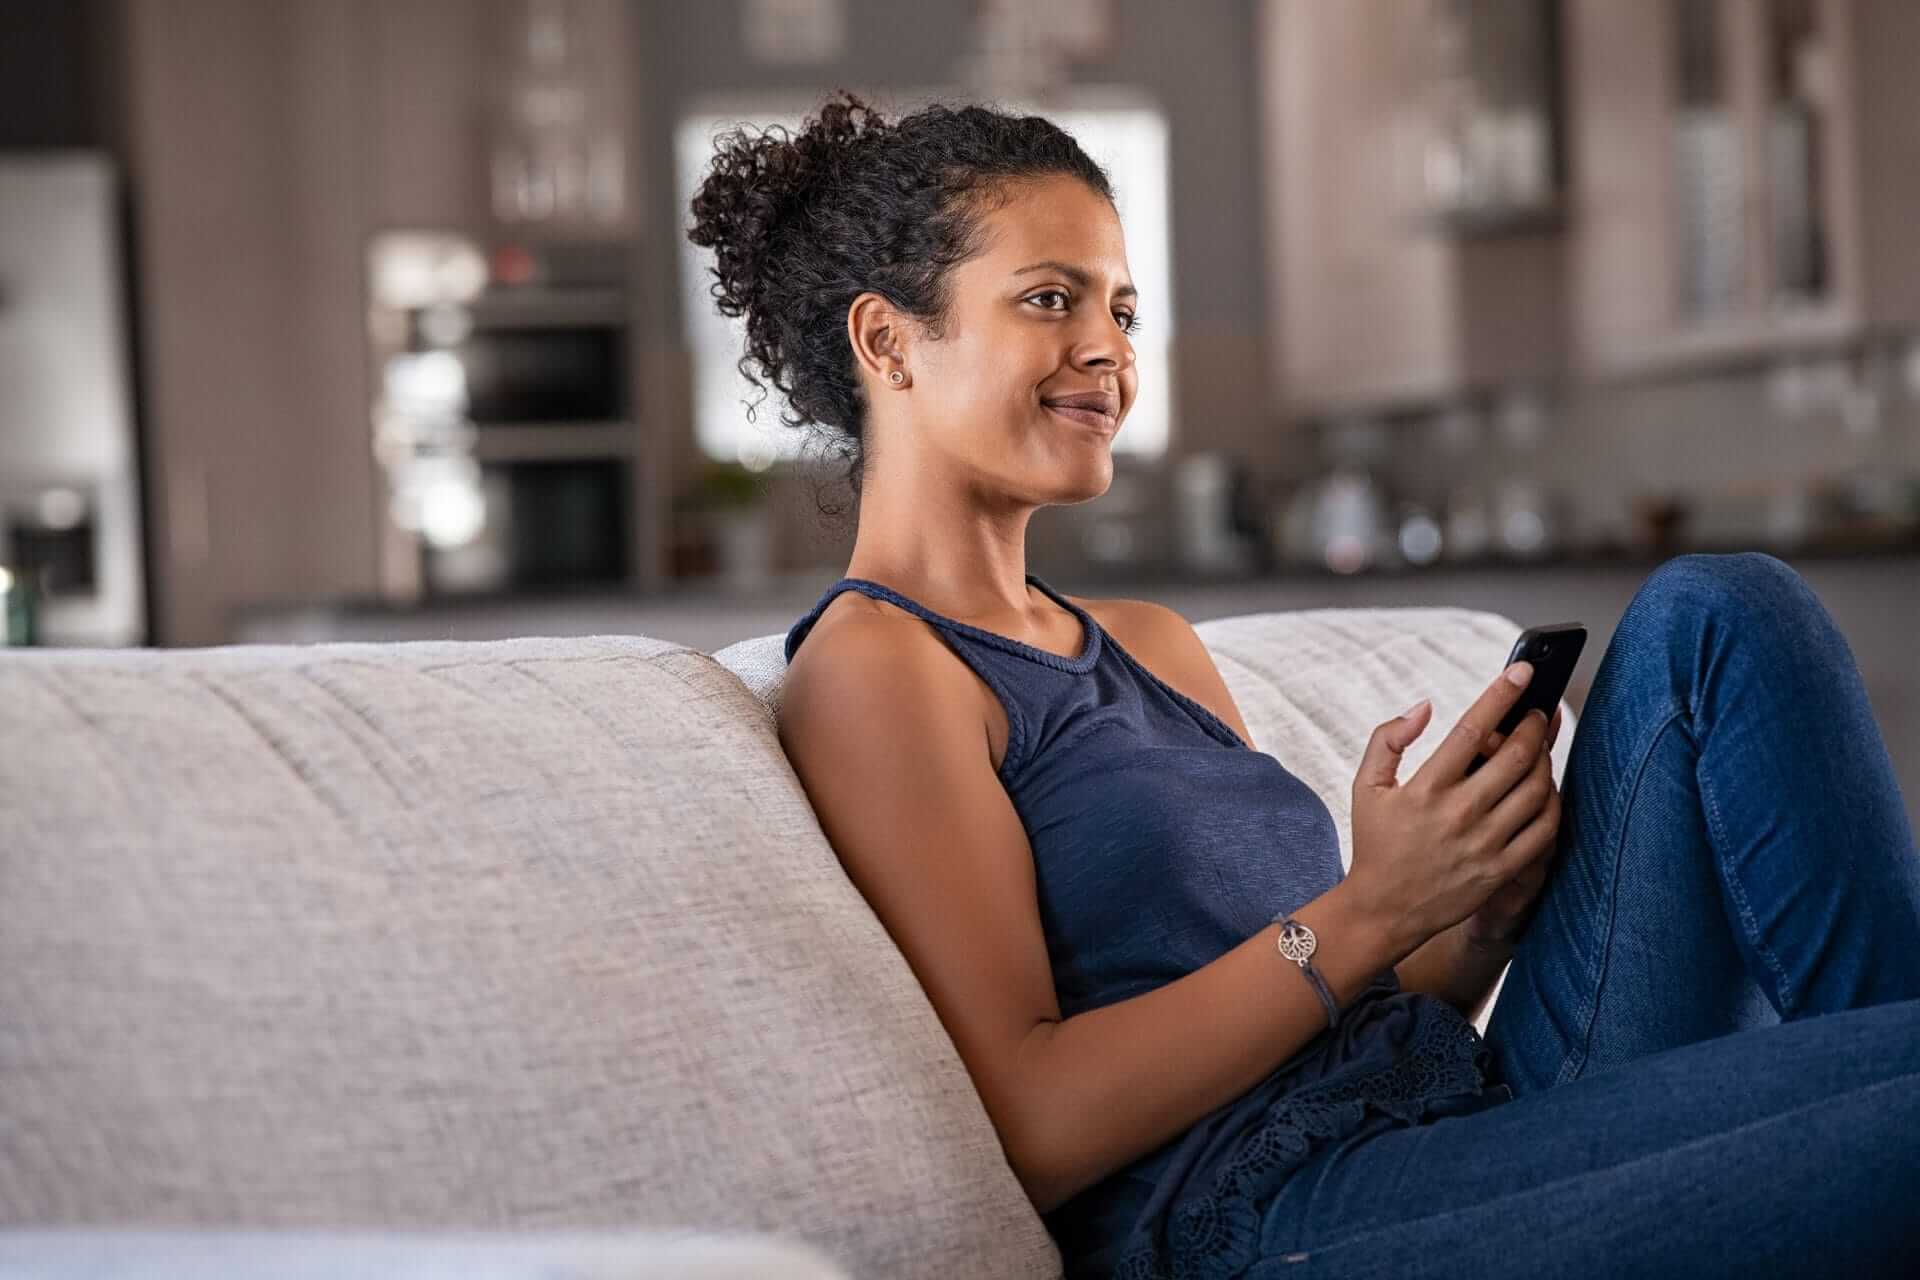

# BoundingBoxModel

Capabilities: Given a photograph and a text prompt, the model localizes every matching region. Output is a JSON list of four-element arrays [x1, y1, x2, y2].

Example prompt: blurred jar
[[1308, 467, 1392, 574], [1395, 500, 1446, 567], [1173, 452, 1259, 574], [1492, 479, 1562, 559], [1443, 483, 1493, 561]]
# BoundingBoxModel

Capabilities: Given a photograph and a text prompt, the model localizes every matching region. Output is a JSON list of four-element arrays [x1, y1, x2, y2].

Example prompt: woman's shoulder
[[780, 589, 995, 735]]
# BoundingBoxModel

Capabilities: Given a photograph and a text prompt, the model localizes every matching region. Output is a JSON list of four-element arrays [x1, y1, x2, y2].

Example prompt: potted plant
[[684, 460, 774, 586]]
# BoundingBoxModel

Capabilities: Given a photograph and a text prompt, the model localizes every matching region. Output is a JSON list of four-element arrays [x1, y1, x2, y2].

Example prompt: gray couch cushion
[[0, 635, 1060, 1279]]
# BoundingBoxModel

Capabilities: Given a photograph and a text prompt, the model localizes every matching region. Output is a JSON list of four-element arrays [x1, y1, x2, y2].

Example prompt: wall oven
[[369, 234, 638, 599]]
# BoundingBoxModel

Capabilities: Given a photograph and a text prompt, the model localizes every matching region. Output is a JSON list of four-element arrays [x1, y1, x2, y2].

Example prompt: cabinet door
[[1260, 0, 1458, 413], [1566, 0, 1862, 376]]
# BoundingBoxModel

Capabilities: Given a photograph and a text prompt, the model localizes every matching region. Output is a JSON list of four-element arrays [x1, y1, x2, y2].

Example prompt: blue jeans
[[1248, 552, 1920, 1277]]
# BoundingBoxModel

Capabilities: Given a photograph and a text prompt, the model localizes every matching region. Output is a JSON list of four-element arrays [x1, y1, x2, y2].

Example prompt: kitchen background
[[3, 0, 1917, 824]]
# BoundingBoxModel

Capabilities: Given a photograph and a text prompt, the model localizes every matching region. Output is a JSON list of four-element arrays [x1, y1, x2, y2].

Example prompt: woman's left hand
[[1461, 705, 1564, 950]]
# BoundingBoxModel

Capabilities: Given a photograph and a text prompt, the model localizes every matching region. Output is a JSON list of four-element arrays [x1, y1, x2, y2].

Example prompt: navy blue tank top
[[785, 572, 1513, 1280]]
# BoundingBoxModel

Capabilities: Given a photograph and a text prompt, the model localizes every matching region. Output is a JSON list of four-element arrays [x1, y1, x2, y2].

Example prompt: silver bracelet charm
[[1274, 912, 1340, 1030]]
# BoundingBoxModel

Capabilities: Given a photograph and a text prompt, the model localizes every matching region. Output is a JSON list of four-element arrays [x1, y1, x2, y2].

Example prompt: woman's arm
[[1395, 923, 1513, 1021], [1015, 878, 1417, 1211], [780, 615, 1424, 1216]]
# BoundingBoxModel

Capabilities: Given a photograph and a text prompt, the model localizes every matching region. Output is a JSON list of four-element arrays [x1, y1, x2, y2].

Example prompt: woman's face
[[897, 174, 1141, 506]]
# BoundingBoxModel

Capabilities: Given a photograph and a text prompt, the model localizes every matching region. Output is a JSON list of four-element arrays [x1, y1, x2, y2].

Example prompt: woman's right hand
[[1345, 663, 1563, 948]]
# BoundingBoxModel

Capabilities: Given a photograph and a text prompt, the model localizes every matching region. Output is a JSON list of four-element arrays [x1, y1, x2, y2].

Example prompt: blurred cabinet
[[125, 0, 658, 646], [1258, 0, 1920, 412], [1258, 0, 1569, 416], [369, 0, 640, 240], [1565, 0, 1920, 374]]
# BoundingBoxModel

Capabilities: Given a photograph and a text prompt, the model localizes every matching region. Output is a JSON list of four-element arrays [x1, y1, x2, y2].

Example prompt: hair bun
[[687, 90, 890, 320]]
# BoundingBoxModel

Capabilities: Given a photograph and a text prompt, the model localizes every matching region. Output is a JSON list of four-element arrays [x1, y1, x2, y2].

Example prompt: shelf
[[1416, 200, 1567, 240], [1579, 305, 1868, 385], [469, 423, 636, 463], [465, 288, 628, 329]]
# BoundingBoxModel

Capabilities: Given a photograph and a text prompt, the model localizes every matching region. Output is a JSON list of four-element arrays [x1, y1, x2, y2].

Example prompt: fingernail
[[1505, 662, 1533, 687], [1401, 698, 1429, 719]]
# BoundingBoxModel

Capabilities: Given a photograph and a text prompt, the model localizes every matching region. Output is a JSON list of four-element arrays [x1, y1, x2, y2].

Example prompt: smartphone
[[1463, 622, 1589, 777]]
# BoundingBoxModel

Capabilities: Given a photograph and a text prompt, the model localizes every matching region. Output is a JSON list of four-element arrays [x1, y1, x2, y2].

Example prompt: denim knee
[[1629, 552, 1812, 630]]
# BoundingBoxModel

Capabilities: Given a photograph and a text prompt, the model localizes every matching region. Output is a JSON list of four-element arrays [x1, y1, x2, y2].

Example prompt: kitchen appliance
[[368, 233, 637, 599], [0, 152, 146, 646]]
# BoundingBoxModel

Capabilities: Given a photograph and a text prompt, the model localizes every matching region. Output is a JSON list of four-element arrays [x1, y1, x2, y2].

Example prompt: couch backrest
[[0, 635, 1061, 1279]]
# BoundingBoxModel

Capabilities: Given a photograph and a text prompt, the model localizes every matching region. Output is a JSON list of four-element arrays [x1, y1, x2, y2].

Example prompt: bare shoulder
[[780, 592, 994, 752], [1067, 594, 1255, 749], [783, 592, 975, 710]]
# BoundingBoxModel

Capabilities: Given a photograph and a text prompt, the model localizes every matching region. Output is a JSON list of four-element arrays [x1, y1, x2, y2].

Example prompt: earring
[[889, 369, 907, 386]]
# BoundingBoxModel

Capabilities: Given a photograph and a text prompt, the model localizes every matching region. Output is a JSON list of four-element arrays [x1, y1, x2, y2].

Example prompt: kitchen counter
[[231, 533, 1920, 648]]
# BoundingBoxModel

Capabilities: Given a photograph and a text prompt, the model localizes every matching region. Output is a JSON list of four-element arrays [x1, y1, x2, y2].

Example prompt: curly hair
[[685, 88, 1115, 517]]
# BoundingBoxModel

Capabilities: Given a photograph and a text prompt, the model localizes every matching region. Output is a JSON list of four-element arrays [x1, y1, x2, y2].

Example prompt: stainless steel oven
[[368, 234, 638, 600]]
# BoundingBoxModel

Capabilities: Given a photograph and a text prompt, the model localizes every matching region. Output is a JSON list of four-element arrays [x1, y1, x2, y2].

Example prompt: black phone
[[1463, 622, 1589, 777]]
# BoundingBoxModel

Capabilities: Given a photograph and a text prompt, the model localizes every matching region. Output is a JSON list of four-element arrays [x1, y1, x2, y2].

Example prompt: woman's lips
[[1046, 404, 1118, 433]]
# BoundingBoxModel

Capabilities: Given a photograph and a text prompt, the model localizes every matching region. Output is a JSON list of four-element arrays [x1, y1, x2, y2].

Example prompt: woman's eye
[[1029, 290, 1143, 334]]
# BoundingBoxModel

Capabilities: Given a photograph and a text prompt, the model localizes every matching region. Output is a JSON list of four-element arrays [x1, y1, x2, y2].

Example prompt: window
[[675, 91, 1173, 468]]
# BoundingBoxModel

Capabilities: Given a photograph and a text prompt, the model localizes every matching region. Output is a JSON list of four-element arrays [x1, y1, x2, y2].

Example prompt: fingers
[[1416, 661, 1538, 787], [1464, 706, 1551, 814], [1496, 775, 1563, 875], [1483, 702, 1564, 758], [1485, 731, 1557, 843], [1355, 698, 1433, 790]]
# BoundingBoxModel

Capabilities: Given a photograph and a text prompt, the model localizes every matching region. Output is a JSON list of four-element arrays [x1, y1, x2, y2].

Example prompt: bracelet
[[1273, 911, 1340, 1031]]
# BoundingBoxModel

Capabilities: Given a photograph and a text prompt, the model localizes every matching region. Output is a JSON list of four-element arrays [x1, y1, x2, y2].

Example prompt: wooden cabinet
[[1258, 0, 1920, 412], [1564, 0, 1870, 375], [1258, 0, 1569, 416], [1517, 0, 1920, 376]]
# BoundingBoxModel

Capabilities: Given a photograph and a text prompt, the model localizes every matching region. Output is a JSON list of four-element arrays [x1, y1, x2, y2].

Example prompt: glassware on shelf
[[1491, 478, 1561, 559], [490, 0, 625, 228], [1172, 452, 1259, 575], [1395, 500, 1446, 567], [1305, 419, 1395, 574], [1417, 0, 1559, 226], [1443, 482, 1494, 561]]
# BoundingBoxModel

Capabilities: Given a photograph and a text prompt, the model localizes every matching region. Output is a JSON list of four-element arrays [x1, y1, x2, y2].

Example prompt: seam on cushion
[[20, 665, 124, 791], [186, 670, 353, 824], [404, 648, 698, 676], [502, 660, 642, 753], [295, 668, 417, 803]]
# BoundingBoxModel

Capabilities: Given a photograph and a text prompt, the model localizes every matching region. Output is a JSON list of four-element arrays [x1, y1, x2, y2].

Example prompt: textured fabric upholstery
[[0, 635, 1059, 1278]]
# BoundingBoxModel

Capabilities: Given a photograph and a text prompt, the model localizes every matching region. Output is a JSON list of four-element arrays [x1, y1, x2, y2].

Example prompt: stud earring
[[889, 369, 907, 386]]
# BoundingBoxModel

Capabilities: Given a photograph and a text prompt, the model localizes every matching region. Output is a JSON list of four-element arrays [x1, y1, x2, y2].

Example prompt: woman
[[687, 91, 1920, 1277]]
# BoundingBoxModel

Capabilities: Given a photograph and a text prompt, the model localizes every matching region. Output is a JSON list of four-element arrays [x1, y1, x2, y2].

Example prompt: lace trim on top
[[1106, 1006, 1500, 1280]]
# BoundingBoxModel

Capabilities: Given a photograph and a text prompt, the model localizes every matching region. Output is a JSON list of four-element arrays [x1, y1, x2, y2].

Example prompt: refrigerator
[[0, 151, 145, 646]]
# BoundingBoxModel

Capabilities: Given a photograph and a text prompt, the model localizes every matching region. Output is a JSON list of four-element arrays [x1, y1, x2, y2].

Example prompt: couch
[[0, 603, 1572, 1277]]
